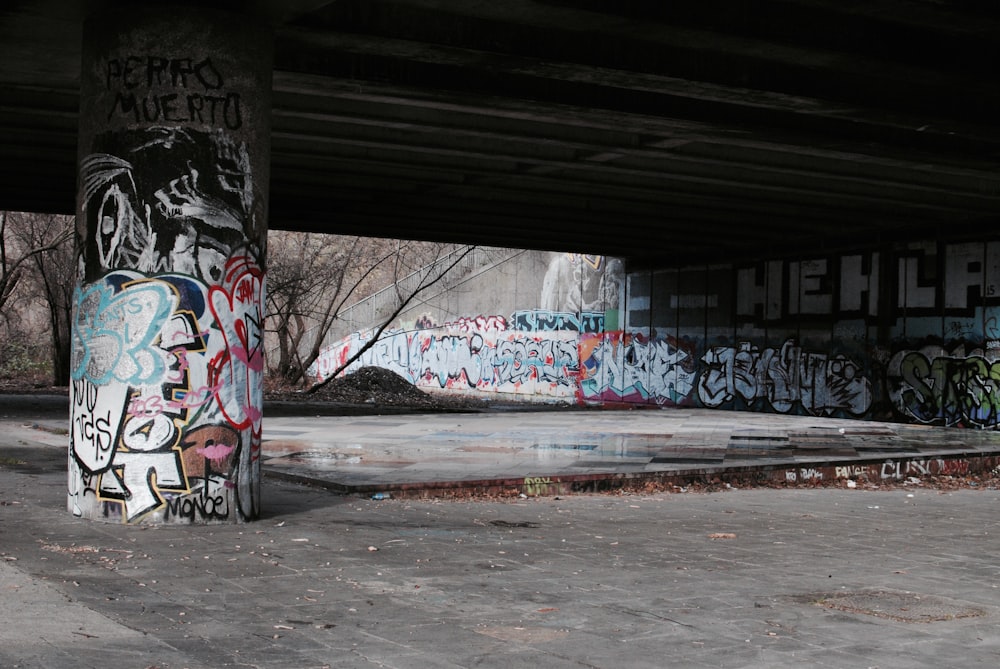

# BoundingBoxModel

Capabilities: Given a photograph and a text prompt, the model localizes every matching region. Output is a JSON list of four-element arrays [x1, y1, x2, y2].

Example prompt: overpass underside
[[2, 0, 999, 267]]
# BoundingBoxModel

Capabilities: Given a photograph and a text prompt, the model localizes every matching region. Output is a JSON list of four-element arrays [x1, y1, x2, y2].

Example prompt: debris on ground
[[268, 366, 490, 410]]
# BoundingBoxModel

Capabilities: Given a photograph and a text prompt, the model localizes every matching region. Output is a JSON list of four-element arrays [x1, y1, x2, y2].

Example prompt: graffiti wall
[[70, 9, 271, 523], [315, 324, 580, 398], [577, 332, 698, 405], [312, 252, 624, 399], [316, 238, 1000, 430], [622, 240, 1000, 426], [886, 344, 1000, 427]]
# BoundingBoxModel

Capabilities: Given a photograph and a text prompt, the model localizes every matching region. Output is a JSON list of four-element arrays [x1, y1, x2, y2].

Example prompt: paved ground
[[256, 407, 1000, 497], [4, 395, 1000, 668]]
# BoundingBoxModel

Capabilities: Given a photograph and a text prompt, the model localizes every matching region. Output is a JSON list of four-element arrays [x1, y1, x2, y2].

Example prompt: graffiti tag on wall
[[887, 345, 1000, 427], [315, 313, 875, 420], [697, 339, 872, 416], [105, 55, 244, 129], [511, 309, 604, 333], [312, 315, 580, 398], [335, 329, 578, 396], [578, 332, 697, 404]]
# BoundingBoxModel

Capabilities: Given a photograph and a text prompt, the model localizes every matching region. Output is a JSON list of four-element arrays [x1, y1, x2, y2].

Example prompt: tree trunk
[[49, 297, 72, 386]]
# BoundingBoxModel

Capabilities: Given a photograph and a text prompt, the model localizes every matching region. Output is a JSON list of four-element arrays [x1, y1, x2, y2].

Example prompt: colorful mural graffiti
[[315, 240, 1000, 432], [577, 332, 697, 404], [71, 12, 270, 523], [317, 319, 874, 419], [314, 323, 580, 398], [887, 345, 1000, 428], [69, 260, 264, 522]]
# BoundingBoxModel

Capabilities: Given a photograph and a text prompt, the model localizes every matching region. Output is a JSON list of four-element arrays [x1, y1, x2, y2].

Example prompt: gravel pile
[[275, 366, 488, 410]]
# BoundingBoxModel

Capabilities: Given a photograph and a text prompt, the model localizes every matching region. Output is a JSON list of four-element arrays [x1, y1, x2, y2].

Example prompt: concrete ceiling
[[2, 0, 999, 268]]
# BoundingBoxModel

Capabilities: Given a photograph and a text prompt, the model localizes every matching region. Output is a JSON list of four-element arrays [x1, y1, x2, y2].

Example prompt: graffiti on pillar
[[70, 377, 127, 475], [887, 345, 1000, 428], [72, 126, 262, 522], [697, 339, 872, 416], [208, 255, 265, 433], [80, 127, 255, 281], [207, 255, 264, 520], [104, 55, 244, 129], [578, 332, 698, 404], [71, 277, 177, 386], [70, 20, 270, 524], [67, 268, 261, 522], [68, 267, 263, 522]]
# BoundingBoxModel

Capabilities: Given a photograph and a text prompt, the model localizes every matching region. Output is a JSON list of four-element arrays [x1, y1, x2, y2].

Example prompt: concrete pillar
[[69, 6, 272, 523]]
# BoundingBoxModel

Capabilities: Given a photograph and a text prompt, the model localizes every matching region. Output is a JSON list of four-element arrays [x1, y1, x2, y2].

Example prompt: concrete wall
[[619, 239, 1000, 427], [312, 237, 1000, 428], [311, 251, 623, 401]]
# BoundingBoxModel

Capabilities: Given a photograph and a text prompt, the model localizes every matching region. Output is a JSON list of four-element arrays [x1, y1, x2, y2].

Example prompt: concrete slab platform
[[257, 407, 1000, 498], [5, 394, 1000, 498]]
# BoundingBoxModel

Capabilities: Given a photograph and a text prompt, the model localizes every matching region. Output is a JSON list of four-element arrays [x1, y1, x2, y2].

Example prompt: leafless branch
[[0, 211, 73, 315], [305, 244, 477, 394]]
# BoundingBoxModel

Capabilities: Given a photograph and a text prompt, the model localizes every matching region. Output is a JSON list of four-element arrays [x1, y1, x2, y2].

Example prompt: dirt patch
[[313, 367, 435, 404], [814, 590, 986, 623]]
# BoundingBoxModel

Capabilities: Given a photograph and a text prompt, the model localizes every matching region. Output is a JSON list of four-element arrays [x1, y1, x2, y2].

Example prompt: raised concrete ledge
[[266, 451, 1000, 500]]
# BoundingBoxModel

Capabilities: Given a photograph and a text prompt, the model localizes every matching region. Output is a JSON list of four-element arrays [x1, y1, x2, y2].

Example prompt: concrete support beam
[[69, 6, 272, 523]]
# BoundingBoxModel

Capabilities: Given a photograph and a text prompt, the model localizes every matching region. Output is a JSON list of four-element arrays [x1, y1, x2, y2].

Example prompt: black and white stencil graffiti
[[540, 253, 624, 313], [80, 127, 257, 282]]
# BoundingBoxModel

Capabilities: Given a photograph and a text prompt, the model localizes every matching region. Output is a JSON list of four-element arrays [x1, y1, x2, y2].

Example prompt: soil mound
[[317, 367, 430, 404], [304, 366, 485, 409]]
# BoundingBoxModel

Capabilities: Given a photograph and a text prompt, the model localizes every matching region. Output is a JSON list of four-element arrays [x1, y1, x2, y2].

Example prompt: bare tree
[[265, 231, 474, 389], [2, 212, 67, 315], [0, 211, 75, 385], [14, 212, 76, 385], [265, 232, 405, 385], [268, 231, 352, 384], [304, 243, 477, 394]]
